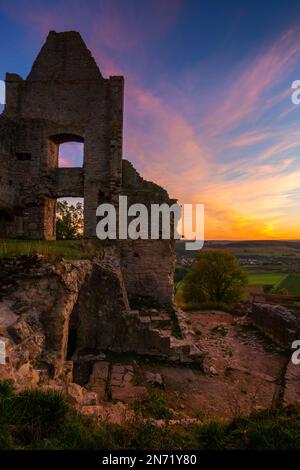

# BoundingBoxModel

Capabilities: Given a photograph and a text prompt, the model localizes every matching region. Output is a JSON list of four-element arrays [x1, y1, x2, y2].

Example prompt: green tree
[[182, 250, 248, 304], [56, 200, 83, 240]]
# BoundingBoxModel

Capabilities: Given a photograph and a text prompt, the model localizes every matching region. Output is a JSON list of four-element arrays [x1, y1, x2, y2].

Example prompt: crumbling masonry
[[0, 31, 176, 305], [0, 34, 203, 396]]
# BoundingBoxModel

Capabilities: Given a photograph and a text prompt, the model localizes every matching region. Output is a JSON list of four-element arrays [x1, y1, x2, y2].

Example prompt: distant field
[[276, 274, 300, 295], [248, 273, 286, 286], [176, 239, 300, 260]]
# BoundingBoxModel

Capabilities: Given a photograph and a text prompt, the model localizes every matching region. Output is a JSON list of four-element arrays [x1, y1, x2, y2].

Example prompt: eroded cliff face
[[0, 246, 201, 396], [0, 254, 94, 388]]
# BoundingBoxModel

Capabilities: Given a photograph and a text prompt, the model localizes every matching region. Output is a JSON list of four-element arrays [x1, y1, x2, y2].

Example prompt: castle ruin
[[0, 30, 176, 304]]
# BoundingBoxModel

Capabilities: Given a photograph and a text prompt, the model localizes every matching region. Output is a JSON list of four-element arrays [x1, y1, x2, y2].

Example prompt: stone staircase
[[123, 306, 203, 364]]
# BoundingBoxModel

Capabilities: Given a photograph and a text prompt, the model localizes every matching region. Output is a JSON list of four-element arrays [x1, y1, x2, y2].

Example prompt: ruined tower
[[0, 31, 123, 239], [0, 31, 175, 303]]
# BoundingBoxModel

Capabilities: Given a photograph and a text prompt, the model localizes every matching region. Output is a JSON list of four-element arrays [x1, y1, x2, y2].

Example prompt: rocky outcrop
[[0, 249, 203, 395], [250, 303, 300, 348], [0, 254, 93, 388]]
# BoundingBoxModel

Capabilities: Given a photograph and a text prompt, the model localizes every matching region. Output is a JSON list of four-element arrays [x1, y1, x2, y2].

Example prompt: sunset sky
[[1, 0, 300, 240]]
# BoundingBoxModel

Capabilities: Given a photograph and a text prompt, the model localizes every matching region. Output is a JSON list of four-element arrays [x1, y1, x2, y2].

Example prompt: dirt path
[[84, 311, 289, 422]]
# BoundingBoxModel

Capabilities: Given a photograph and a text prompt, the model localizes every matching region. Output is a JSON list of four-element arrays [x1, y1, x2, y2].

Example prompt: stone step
[[86, 361, 110, 400], [125, 307, 204, 364]]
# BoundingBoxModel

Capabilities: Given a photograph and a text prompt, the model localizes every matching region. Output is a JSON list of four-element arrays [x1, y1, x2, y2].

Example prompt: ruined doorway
[[45, 135, 85, 239]]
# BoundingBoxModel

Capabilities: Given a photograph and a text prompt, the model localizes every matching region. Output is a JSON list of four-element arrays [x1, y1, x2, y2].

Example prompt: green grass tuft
[[0, 239, 104, 261], [1, 381, 300, 449], [141, 388, 172, 420]]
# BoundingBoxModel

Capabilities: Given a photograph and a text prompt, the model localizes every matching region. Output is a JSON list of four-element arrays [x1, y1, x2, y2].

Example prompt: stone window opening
[[48, 134, 84, 168], [58, 141, 84, 168]]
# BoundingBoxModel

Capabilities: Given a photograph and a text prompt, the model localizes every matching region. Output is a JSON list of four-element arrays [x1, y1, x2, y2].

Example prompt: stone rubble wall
[[250, 302, 300, 349], [121, 159, 177, 304], [121, 239, 175, 304]]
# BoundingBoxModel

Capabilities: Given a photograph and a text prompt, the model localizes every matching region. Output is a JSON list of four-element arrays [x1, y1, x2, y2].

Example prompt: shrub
[[141, 388, 172, 420], [0, 380, 14, 398], [0, 388, 68, 443], [181, 250, 248, 305], [196, 421, 229, 449]]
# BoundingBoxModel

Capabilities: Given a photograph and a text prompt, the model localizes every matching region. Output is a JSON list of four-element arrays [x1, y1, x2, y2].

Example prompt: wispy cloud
[[203, 25, 300, 135], [2, 1, 300, 239]]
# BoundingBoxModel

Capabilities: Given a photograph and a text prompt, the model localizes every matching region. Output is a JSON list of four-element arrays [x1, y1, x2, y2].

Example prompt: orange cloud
[[2, 3, 300, 240]]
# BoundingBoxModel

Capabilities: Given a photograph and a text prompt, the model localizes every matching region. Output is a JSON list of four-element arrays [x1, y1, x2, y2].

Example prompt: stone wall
[[121, 239, 175, 304], [1, 31, 124, 239], [121, 159, 177, 304], [0, 115, 19, 236], [250, 303, 300, 348]]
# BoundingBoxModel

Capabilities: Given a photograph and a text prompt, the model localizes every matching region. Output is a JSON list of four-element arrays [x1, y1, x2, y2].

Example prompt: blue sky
[[1, 0, 300, 239]]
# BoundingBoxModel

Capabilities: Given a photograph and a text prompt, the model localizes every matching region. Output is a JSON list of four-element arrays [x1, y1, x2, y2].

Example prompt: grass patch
[[276, 274, 300, 296], [0, 239, 103, 261], [141, 388, 172, 420], [183, 301, 234, 313], [0, 383, 68, 446], [1, 382, 300, 449], [248, 273, 286, 286]]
